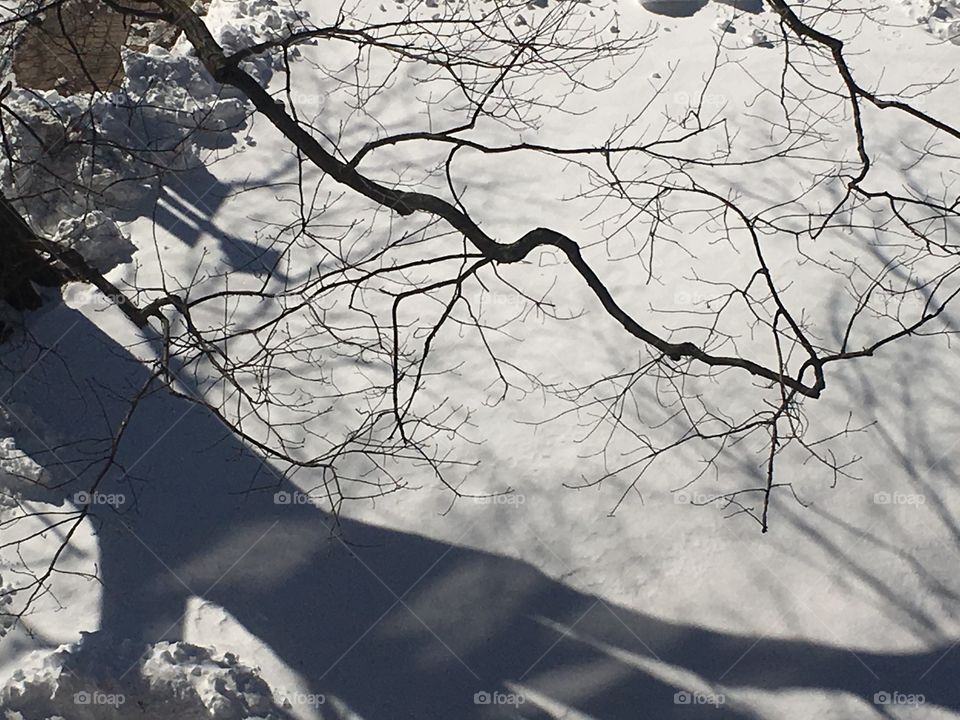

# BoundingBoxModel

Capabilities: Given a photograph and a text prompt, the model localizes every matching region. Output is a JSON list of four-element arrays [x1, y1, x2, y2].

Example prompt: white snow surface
[[0, 633, 286, 720], [0, 0, 959, 719]]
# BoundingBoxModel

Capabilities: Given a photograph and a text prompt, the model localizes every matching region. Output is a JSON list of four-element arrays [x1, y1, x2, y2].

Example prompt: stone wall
[[11, 1, 174, 95]]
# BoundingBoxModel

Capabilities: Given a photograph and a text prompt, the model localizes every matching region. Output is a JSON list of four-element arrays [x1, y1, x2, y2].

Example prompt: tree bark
[[0, 194, 68, 310]]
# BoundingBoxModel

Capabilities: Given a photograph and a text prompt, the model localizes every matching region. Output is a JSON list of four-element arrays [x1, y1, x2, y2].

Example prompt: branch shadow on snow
[[2, 303, 960, 719]]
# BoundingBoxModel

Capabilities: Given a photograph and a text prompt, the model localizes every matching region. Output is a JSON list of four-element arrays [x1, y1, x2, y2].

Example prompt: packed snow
[[1, 633, 288, 720]]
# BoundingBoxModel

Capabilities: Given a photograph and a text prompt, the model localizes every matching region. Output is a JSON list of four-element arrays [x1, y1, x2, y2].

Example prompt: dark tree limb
[[0, 193, 68, 310], [150, 0, 825, 399]]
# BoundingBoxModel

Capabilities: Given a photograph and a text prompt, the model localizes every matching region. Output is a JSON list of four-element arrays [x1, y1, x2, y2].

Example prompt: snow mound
[[0, 436, 44, 494], [0, 410, 48, 515], [200, 0, 306, 62], [898, 0, 960, 43], [0, 633, 289, 720], [0, 0, 307, 273], [50, 212, 135, 273]]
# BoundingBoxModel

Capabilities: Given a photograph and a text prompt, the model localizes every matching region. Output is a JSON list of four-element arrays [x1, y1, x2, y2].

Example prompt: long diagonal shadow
[[3, 302, 959, 719]]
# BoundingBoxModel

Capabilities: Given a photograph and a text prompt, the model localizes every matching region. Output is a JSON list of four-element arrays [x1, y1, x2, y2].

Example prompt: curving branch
[[150, 0, 825, 399]]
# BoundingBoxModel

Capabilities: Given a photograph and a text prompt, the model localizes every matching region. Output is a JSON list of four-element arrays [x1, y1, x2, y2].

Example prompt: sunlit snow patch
[[0, 633, 290, 720]]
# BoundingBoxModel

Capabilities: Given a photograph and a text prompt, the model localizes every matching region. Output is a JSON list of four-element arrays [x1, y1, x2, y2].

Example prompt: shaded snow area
[[0, 633, 289, 720]]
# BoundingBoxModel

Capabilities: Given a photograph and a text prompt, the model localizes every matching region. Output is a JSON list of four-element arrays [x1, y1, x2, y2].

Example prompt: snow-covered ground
[[1, 0, 959, 718]]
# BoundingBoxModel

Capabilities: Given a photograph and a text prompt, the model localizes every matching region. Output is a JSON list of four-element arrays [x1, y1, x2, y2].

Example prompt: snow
[[0, 435, 44, 494], [50, 212, 136, 272], [0, 0, 959, 718], [0, 632, 287, 720], [0, 0, 304, 273], [897, 0, 960, 41]]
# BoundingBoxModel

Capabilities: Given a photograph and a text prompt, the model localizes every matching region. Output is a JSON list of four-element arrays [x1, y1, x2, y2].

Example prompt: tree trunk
[[0, 194, 68, 310]]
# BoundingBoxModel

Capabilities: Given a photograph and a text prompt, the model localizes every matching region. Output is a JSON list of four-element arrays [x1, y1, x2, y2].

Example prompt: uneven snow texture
[[0, 409, 44, 639], [899, 0, 960, 42], [0, 437, 43, 496], [0, 0, 307, 272], [0, 633, 287, 720], [50, 212, 136, 272], [0, 406, 45, 517]]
